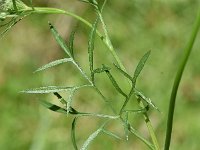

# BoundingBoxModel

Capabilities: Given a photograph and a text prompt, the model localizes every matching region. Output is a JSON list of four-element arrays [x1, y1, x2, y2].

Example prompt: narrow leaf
[[102, 129, 122, 140], [123, 106, 149, 114], [49, 22, 72, 57], [80, 125, 104, 150], [124, 112, 129, 140], [130, 126, 155, 150], [53, 92, 67, 107], [39, 100, 68, 114], [71, 117, 78, 150], [103, 65, 127, 98], [113, 63, 132, 81], [34, 58, 72, 73], [134, 89, 160, 112], [88, 17, 99, 83], [69, 27, 77, 58], [40, 100, 79, 115], [21, 86, 73, 94], [133, 51, 151, 87]]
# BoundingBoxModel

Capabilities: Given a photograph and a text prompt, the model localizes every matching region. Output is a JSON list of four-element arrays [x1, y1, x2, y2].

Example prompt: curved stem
[[164, 8, 200, 150]]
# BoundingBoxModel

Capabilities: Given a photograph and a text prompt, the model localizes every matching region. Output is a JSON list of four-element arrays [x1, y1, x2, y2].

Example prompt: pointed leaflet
[[133, 51, 151, 87], [71, 117, 78, 150], [102, 129, 122, 140], [134, 89, 160, 112], [88, 17, 99, 83], [34, 58, 73, 73], [113, 63, 132, 81], [80, 122, 107, 150], [69, 27, 77, 58], [21, 86, 74, 94], [103, 64, 127, 98], [49, 22, 72, 57], [40, 100, 79, 115], [129, 126, 154, 150]]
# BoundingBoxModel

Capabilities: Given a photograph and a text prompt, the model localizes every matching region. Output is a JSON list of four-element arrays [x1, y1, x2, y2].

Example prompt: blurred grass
[[0, 0, 200, 150]]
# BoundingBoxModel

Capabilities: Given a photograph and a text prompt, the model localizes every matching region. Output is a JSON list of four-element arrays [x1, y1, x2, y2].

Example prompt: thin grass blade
[[34, 58, 73, 73]]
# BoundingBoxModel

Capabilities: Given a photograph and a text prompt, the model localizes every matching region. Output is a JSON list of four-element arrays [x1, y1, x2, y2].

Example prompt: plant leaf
[[129, 126, 155, 150], [49, 22, 72, 57], [103, 64, 127, 98], [21, 86, 73, 94], [80, 123, 106, 150], [53, 92, 67, 107], [88, 17, 99, 83], [102, 129, 122, 140], [123, 112, 129, 141], [113, 63, 132, 81], [133, 51, 151, 87], [39, 100, 68, 114], [34, 58, 73, 73], [134, 89, 160, 112], [69, 27, 77, 58], [71, 117, 78, 150], [40, 100, 79, 115]]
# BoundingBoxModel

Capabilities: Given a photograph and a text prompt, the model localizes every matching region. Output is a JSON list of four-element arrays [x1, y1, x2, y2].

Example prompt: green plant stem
[[138, 100, 160, 150], [164, 8, 200, 150], [23, 6, 159, 149], [97, 12, 126, 71], [96, 10, 160, 150]]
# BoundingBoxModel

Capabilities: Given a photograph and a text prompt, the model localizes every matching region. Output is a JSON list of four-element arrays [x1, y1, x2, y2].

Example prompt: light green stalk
[[164, 8, 200, 150]]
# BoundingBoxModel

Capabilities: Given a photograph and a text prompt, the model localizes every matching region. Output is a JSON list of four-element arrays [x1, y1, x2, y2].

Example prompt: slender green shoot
[[164, 8, 200, 150]]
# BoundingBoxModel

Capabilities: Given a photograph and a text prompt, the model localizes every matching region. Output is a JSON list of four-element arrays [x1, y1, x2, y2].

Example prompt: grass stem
[[164, 8, 200, 150]]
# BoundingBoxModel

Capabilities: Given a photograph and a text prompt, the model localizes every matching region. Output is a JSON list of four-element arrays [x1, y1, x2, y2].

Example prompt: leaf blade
[[21, 86, 73, 94], [34, 58, 72, 73], [49, 22, 72, 57], [88, 17, 99, 83], [133, 51, 151, 87]]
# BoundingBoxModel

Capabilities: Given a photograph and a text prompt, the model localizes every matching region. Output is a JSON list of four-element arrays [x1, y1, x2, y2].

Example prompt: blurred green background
[[0, 0, 200, 150]]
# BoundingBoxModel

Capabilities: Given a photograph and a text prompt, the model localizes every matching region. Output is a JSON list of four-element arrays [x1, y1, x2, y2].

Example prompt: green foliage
[[2, 1, 199, 150]]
